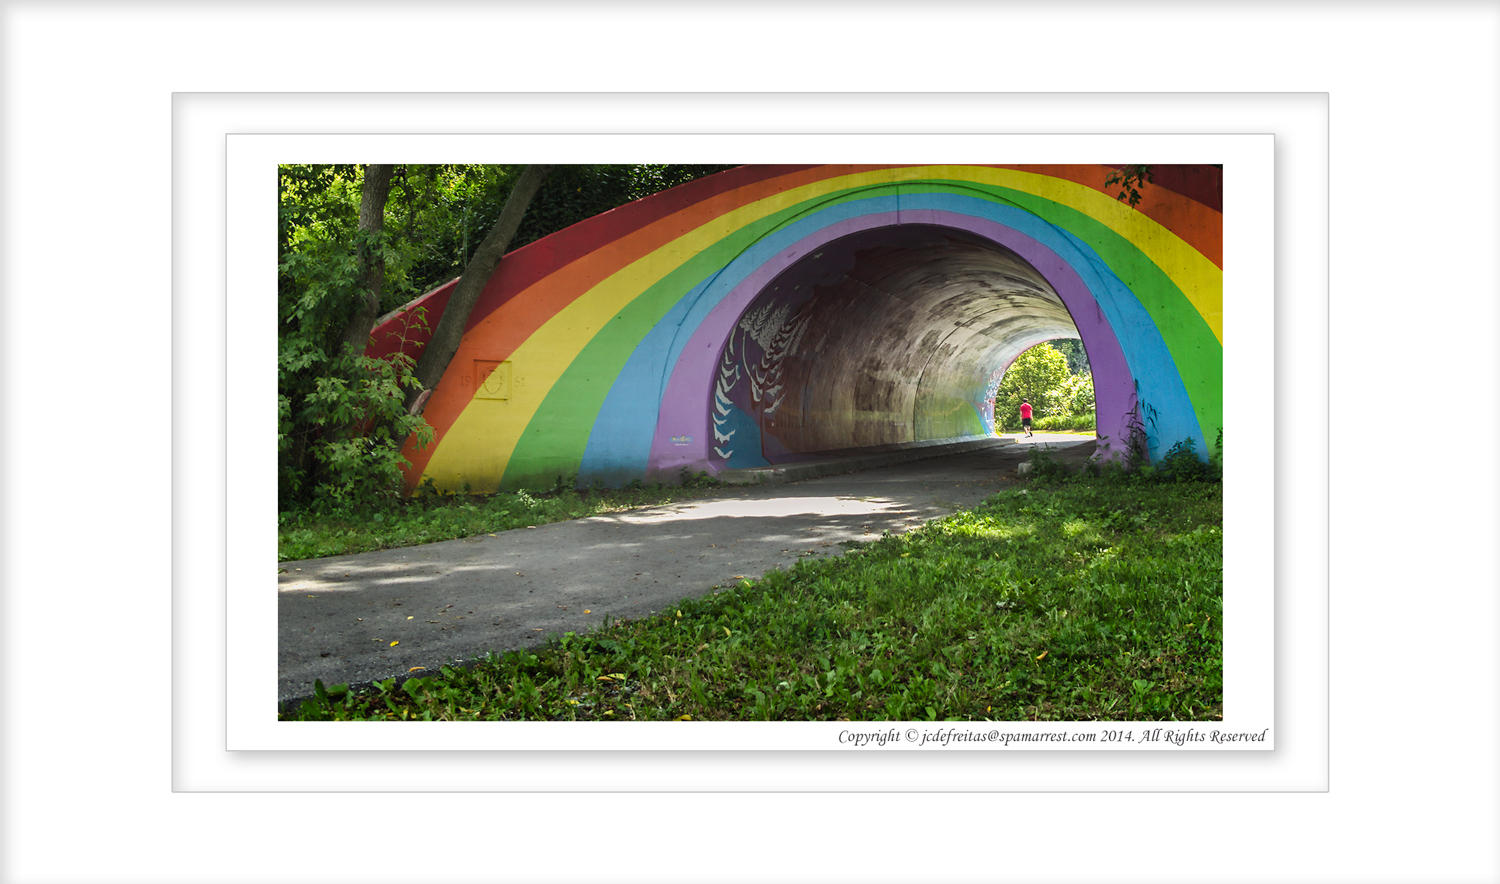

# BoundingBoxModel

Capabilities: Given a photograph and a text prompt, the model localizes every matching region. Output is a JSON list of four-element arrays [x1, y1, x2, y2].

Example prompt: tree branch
[[407, 164, 553, 414], [339, 163, 395, 353]]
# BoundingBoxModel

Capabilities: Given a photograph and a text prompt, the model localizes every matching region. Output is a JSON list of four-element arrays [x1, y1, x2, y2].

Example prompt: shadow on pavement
[[278, 437, 1095, 703]]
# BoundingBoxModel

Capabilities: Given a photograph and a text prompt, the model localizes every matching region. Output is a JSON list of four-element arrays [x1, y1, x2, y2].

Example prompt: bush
[[1154, 439, 1220, 483], [279, 346, 433, 512], [1046, 434, 1224, 486], [1022, 445, 1073, 480], [1032, 413, 1095, 433]]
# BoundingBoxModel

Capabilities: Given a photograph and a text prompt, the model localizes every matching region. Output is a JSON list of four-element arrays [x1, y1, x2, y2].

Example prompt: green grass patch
[[285, 471, 1222, 722], [279, 477, 725, 562]]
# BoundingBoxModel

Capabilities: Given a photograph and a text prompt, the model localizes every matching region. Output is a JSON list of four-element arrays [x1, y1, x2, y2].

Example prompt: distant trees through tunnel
[[990, 339, 1097, 434]]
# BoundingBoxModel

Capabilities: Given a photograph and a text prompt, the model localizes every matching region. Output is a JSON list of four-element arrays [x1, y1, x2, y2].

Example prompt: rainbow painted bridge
[[369, 164, 1223, 493]]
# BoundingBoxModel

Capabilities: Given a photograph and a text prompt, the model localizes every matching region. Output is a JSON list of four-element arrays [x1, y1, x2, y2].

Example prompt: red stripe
[[1104, 163, 1222, 213]]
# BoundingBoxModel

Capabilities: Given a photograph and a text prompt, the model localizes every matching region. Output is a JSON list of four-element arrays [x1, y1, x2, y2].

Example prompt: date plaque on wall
[[473, 360, 511, 400]]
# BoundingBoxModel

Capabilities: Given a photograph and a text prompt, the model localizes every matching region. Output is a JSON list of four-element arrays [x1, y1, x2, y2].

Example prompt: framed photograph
[[7, 3, 1495, 882]]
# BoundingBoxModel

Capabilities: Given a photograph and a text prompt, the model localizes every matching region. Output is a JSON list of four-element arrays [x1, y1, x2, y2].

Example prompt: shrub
[[1032, 413, 1095, 433], [279, 346, 433, 512], [1062, 434, 1224, 486], [1155, 439, 1220, 483]]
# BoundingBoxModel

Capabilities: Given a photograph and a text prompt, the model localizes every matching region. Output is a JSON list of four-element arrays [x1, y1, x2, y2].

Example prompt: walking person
[[1019, 398, 1034, 437]]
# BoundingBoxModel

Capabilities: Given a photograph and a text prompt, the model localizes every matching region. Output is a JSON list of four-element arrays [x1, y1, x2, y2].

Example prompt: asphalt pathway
[[278, 434, 1096, 703]]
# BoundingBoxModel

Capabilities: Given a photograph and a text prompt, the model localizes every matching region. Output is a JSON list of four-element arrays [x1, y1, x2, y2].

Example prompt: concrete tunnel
[[368, 164, 1223, 493], [708, 224, 1081, 468]]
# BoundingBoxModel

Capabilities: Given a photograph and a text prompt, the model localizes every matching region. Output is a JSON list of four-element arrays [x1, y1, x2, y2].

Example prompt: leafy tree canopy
[[993, 341, 1095, 431], [1048, 338, 1091, 375], [277, 164, 735, 511]]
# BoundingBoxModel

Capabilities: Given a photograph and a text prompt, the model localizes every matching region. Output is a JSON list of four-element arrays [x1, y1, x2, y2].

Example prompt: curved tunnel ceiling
[[710, 224, 1082, 465]]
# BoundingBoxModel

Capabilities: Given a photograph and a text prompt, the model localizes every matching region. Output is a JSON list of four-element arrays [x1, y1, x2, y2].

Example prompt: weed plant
[[286, 461, 1223, 722]]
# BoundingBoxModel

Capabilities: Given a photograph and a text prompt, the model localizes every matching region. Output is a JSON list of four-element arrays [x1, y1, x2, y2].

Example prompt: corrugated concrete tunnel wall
[[711, 225, 1079, 468], [368, 164, 1223, 493]]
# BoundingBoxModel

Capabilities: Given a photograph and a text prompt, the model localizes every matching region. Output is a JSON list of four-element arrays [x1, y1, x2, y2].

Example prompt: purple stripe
[[646, 211, 1135, 474]]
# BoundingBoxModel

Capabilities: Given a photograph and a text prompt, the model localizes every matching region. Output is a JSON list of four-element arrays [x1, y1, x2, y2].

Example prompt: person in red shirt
[[1019, 399, 1033, 437]]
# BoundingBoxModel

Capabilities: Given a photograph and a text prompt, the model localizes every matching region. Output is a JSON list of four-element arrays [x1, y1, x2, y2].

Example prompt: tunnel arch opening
[[989, 338, 1098, 436], [706, 223, 1099, 470]]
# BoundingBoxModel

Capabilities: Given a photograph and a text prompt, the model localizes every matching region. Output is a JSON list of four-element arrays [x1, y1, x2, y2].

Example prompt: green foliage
[[1030, 414, 1096, 432], [513, 164, 735, 251], [278, 164, 735, 513], [1058, 371, 1095, 416], [278, 344, 434, 511], [278, 165, 440, 318], [992, 340, 1098, 432], [1154, 439, 1221, 483], [278, 165, 439, 510], [1068, 433, 1224, 485], [284, 477, 1222, 722], [998, 342, 1069, 415], [678, 469, 723, 489], [1021, 445, 1072, 481], [1104, 164, 1155, 207], [1048, 338, 1092, 375], [994, 342, 1074, 431]]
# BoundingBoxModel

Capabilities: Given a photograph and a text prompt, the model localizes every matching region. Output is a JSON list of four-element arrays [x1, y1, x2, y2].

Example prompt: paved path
[[278, 434, 1095, 703]]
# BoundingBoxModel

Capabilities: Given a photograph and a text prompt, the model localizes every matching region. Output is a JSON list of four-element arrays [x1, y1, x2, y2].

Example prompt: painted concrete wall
[[368, 165, 1224, 492]]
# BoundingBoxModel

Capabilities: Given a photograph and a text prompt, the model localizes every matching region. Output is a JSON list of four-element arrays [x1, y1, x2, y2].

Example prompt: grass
[[284, 462, 1222, 722], [279, 476, 725, 562]]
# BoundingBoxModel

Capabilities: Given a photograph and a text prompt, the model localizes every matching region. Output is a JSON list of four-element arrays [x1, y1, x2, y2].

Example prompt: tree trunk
[[406, 164, 553, 414], [339, 163, 395, 354]]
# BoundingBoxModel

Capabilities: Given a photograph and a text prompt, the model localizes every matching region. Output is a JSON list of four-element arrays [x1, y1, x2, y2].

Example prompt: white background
[[3, 3, 1496, 884]]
